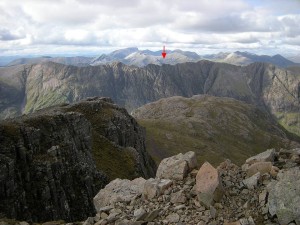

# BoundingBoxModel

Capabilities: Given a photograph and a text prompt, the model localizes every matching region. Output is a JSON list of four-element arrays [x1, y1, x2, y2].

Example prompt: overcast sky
[[0, 0, 300, 56]]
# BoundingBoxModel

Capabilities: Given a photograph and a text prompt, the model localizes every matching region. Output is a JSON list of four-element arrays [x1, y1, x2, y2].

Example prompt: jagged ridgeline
[[0, 61, 300, 137], [0, 97, 156, 222]]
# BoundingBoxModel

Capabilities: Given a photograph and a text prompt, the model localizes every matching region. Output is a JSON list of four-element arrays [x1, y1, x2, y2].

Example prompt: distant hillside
[[132, 95, 300, 165]]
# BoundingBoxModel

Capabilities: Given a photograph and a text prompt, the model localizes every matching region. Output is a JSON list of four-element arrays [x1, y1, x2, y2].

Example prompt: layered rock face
[[0, 61, 299, 136], [84, 148, 300, 225], [0, 97, 156, 222]]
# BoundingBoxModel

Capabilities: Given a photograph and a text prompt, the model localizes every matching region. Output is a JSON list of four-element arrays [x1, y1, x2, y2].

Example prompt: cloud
[[0, 29, 24, 41], [0, 0, 300, 56]]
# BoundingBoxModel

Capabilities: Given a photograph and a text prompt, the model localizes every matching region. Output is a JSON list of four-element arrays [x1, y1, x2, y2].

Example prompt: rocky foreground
[[1, 148, 299, 225], [86, 149, 300, 225]]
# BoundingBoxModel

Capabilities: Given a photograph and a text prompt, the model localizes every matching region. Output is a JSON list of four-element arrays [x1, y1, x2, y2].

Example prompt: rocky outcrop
[[1, 61, 300, 136], [0, 97, 156, 222], [71, 148, 300, 225]]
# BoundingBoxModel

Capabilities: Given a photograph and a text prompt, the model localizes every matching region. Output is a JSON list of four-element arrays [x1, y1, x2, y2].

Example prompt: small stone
[[241, 189, 249, 195], [259, 190, 267, 205], [224, 222, 241, 225], [134, 208, 147, 221], [166, 213, 180, 223], [143, 178, 173, 199], [144, 209, 160, 222], [248, 216, 255, 225], [242, 172, 260, 189], [239, 218, 248, 225], [19, 222, 29, 225], [243, 201, 249, 209], [83, 217, 94, 225], [94, 213, 101, 222], [171, 190, 186, 203], [100, 212, 108, 219], [270, 166, 279, 178], [174, 204, 186, 210], [106, 213, 120, 223], [210, 206, 217, 219], [214, 203, 223, 209]]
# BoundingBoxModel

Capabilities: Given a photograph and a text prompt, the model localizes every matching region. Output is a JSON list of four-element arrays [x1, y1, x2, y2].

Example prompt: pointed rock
[[196, 162, 223, 208]]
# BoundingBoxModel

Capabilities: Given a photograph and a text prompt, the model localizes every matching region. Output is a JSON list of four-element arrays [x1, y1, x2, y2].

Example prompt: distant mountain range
[[2, 48, 298, 68], [1, 60, 299, 137], [91, 48, 296, 68]]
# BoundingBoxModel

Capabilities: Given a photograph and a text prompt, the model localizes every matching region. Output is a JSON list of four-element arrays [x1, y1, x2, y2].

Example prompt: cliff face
[[0, 61, 299, 136], [0, 97, 156, 222]]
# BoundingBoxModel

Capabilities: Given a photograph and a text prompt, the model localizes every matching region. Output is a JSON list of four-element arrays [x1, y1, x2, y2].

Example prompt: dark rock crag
[[0, 97, 156, 222]]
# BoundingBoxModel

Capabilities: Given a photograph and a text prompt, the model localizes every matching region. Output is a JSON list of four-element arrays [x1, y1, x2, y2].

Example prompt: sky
[[0, 0, 300, 56]]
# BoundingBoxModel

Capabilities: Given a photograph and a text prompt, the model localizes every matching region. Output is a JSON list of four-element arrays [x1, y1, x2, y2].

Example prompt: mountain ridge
[[3, 48, 296, 68], [0, 60, 299, 137]]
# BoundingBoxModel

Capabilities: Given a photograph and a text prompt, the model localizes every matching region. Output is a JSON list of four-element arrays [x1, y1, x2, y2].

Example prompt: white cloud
[[0, 0, 300, 56]]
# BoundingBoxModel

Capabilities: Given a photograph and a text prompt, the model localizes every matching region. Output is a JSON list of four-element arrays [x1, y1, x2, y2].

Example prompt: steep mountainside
[[0, 61, 299, 136], [132, 95, 300, 165], [0, 97, 156, 222]]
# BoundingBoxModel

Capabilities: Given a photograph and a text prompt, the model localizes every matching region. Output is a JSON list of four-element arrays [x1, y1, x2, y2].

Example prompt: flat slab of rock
[[156, 151, 197, 180], [246, 162, 272, 177], [93, 178, 146, 211], [268, 167, 300, 225], [196, 162, 223, 208], [246, 149, 275, 164]]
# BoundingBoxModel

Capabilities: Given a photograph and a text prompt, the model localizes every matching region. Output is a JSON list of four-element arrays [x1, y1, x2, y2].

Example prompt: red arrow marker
[[162, 45, 167, 58]]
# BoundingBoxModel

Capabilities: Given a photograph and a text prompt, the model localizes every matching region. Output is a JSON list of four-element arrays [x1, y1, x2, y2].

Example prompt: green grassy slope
[[133, 95, 300, 166]]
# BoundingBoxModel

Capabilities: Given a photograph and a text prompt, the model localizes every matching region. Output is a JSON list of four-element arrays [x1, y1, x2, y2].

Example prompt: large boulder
[[156, 151, 197, 180], [196, 162, 223, 208], [93, 178, 146, 212], [268, 167, 300, 225]]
